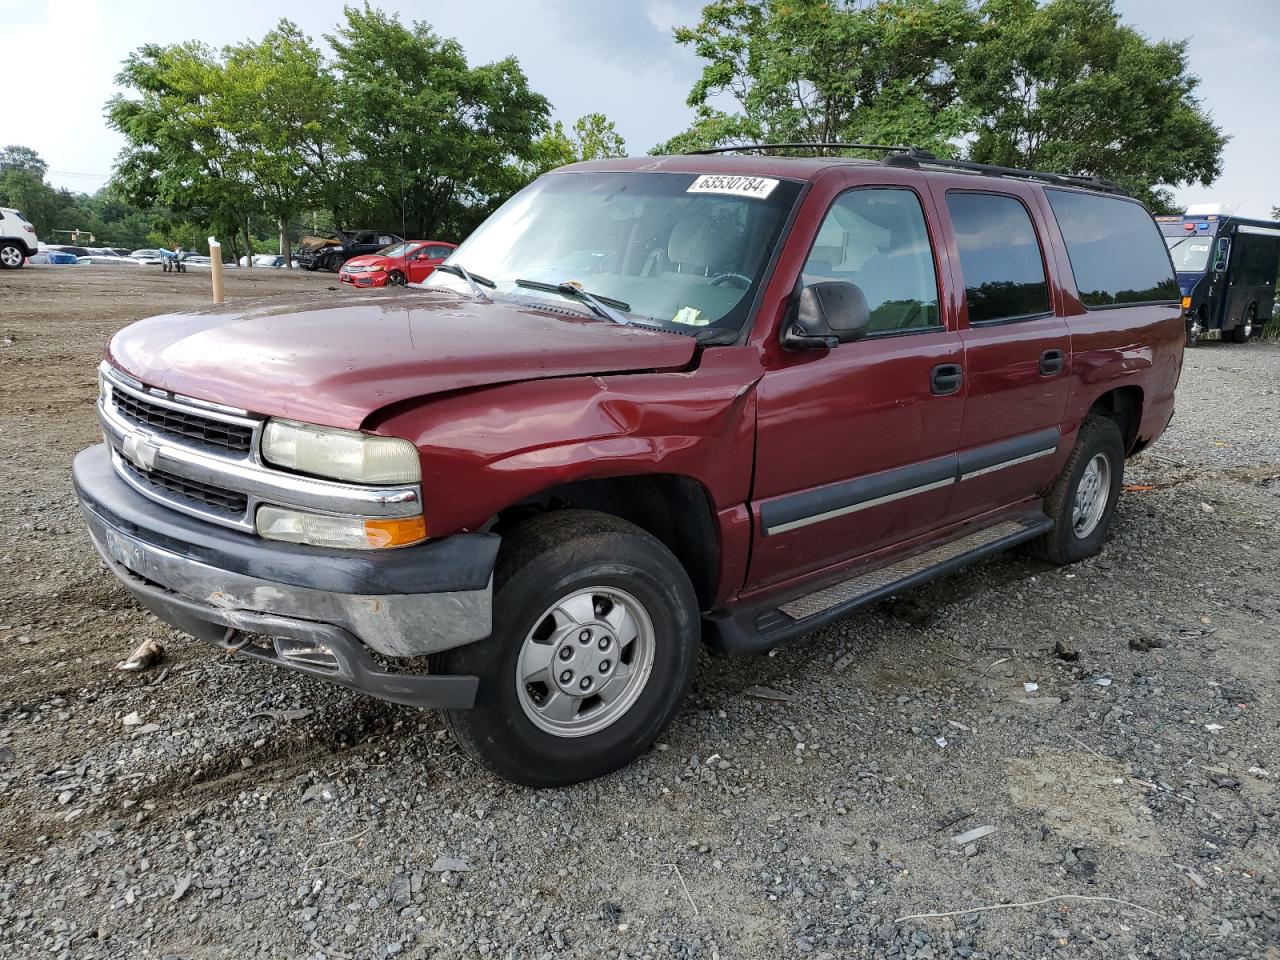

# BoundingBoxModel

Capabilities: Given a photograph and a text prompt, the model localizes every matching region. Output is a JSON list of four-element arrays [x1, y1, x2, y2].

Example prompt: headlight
[[261, 419, 421, 484], [256, 505, 426, 549]]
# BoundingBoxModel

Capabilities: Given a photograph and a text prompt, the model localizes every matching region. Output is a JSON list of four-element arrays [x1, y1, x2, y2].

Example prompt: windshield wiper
[[434, 263, 495, 300], [514, 279, 631, 326]]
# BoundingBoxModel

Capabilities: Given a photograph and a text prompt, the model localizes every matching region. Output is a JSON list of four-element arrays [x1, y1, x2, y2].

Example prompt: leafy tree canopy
[[530, 113, 629, 174], [104, 5, 623, 256], [662, 0, 1226, 208], [657, 0, 979, 156]]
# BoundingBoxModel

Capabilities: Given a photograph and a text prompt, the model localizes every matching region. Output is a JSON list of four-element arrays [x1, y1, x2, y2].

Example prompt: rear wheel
[[0, 243, 24, 269], [1031, 415, 1125, 566], [432, 510, 700, 786], [1229, 305, 1255, 344]]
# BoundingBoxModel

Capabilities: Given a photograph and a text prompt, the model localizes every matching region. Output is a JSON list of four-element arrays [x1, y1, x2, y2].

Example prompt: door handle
[[931, 363, 964, 396], [1040, 348, 1065, 376]]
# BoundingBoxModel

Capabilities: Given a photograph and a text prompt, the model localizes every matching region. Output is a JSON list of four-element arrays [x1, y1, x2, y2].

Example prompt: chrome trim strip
[[958, 446, 1056, 482], [103, 363, 259, 426], [765, 477, 956, 536]]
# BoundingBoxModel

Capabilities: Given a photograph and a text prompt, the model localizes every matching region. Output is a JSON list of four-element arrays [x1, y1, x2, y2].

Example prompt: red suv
[[73, 147, 1183, 786]]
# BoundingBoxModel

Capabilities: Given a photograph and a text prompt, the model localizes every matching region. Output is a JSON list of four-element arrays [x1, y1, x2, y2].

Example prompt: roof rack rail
[[687, 142, 911, 156], [882, 147, 1126, 195], [683, 142, 1125, 196]]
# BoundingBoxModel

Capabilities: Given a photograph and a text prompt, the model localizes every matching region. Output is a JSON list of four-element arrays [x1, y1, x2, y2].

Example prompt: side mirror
[[783, 281, 871, 349], [1213, 260, 1227, 274]]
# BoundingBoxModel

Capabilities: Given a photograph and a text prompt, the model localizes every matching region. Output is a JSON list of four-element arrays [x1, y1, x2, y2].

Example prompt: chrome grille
[[111, 385, 254, 453], [118, 457, 248, 519]]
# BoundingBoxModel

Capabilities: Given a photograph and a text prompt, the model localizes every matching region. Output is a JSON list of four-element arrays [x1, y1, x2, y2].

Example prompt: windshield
[[377, 242, 414, 258], [424, 171, 803, 334], [1164, 234, 1214, 273]]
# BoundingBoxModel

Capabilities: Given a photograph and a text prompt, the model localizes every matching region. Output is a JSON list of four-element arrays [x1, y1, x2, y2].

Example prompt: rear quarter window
[[1045, 190, 1178, 308]]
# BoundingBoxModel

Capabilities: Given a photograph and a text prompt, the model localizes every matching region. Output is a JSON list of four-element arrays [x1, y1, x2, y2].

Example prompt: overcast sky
[[3, 0, 1277, 217]]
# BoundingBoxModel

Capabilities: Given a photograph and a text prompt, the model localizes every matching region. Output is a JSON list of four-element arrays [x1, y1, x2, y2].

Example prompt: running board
[[706, 513, 1052, 654]]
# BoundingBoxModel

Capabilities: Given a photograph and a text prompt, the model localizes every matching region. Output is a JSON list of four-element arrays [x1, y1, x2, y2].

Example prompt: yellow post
[[208, 236, 225, 304]]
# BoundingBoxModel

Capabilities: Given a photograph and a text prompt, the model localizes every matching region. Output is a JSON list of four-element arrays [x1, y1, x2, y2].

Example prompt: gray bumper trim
[[97, 552, 478, 709], [82, 504, 491, 658]]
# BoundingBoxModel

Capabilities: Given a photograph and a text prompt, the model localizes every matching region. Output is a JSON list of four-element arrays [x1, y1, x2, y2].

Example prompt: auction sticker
[[687, 174, 779, 199]]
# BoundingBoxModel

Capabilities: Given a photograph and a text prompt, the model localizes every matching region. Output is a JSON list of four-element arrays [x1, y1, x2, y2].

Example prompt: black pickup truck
[[294, 229, 402, 272]]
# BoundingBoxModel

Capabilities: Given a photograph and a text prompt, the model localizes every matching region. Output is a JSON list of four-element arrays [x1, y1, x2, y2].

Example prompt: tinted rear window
[[1046, 190, 1178, 308], [946, 192, 1050, 324]]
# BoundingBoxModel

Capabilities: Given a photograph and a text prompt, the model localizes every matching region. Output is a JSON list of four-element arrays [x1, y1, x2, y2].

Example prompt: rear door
[[748, 180, 966, 590], [930, 187, 1070, 521]]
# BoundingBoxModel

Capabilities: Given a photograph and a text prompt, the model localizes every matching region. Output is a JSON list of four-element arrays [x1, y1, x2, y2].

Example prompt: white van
[[0, 208, 39, 269]]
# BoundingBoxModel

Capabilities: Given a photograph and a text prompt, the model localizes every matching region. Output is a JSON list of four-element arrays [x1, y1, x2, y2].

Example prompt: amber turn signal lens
[[363, 515, 428, 548], [1182, 296, 1192, 310], [256, 506, 427, 549]]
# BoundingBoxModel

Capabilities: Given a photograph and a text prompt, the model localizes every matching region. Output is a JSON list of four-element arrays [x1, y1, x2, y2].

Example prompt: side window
[[378, 234, 396, 246], [801, 188, 940, 335], [946, 192, 1050, 324], [1045, 189, 1178, 307], [427, 246, 453, 258]]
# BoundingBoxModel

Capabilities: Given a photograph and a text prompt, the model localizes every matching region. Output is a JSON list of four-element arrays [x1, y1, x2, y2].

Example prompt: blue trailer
[[1158, 204, 1280, 346]]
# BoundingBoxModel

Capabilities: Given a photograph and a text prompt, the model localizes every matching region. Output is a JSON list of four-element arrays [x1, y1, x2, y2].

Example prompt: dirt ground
[[0, 267, 1276, 960]]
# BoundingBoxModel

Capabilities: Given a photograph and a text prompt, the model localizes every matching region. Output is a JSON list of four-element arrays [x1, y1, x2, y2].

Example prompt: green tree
[[657, 0, 978, 154], [220, 21, 337, 265], [108, 42, 257, 260], [529, 113, 629, 175], [0, 145, 48, 177], [326, 4, 552, 238], [960, 0, 1227, 208]]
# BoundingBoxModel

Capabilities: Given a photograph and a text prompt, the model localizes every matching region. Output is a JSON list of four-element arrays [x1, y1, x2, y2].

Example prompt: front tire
[[1031, 416, 1125, 566], [387, 270, 406, 286], [1185, 312, 1203, 348], [0, 243, 25, 269], [433, 510, 700, 787]]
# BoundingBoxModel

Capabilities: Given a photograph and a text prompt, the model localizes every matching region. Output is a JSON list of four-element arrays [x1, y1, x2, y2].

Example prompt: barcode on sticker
[[687, 174, 779, 199]]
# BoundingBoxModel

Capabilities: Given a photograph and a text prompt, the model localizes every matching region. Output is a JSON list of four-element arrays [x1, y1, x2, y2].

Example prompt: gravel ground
[[0, 269, 1276, 960]]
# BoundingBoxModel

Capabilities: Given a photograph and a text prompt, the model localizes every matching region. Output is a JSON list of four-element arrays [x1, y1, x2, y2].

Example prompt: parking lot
[[0, 268, 1276, 959]]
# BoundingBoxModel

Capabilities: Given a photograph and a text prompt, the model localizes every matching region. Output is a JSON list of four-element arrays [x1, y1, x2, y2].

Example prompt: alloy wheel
[[1071, 452, 1111, 538], [514, 586, 656, 738]]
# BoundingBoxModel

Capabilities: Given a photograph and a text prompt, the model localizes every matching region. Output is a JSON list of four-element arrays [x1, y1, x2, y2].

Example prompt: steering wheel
[[710, 273, 752, 289]]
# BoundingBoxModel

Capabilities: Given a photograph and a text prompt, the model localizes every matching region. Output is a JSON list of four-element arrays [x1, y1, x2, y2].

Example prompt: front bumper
[[339, 272, 386, 287], [74, 444, 498, 708]]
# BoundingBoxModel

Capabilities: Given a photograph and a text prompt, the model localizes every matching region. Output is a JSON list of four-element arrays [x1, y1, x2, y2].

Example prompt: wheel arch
[[494, 473, 720, 610], [1086, 385, 1144, 454]]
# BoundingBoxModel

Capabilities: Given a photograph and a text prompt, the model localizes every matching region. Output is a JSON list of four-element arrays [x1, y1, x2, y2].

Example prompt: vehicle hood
[[297, 234, 341, 253], [106, 292, 697, 430], [341, 253, 393, 270], [1176, 272, 1204, 297]]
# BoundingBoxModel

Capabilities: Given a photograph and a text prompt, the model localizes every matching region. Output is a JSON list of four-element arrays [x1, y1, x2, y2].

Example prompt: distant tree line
[[5, 0, 1235, 257]]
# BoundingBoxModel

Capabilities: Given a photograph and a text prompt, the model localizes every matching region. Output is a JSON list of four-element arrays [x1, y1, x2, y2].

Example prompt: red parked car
[[74, 147, 1183, 786], [338, 240, 457, 288]]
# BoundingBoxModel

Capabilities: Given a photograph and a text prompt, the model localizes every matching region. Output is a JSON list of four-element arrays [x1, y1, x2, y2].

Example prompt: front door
[[408, 244, 454, 284], [930, 188, 1071, 521], [748, 185, 966, 591]]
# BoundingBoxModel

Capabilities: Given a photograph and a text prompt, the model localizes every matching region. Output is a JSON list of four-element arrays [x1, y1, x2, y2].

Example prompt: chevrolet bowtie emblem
[[122, 434, 161, 472]]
